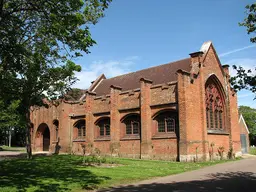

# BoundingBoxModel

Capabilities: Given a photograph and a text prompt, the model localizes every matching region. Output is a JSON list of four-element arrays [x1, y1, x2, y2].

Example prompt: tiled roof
[[94, 58, 191, 96]]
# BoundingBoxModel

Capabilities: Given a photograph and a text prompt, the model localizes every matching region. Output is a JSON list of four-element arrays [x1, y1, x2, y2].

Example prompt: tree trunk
[[25, 109, 32, 159], [0, 0, 3, 18], [8, 128, 11, 147]]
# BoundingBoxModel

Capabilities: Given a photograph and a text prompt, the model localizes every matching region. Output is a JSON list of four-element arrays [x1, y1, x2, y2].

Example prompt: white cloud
[[73, 56, 139, 89], [238, 92, 255, 99], [219, 45, 256, 57], [224, 58, 256, 77]]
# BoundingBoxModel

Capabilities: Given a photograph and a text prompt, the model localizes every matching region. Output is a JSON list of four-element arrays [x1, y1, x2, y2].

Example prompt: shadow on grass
[[99, 172, 256, 192], [0, 155, 110, 192]]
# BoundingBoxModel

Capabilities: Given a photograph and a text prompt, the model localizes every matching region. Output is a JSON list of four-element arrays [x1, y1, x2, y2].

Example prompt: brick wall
[[31, 42, 241, 161], [239, 115, 250, 153]]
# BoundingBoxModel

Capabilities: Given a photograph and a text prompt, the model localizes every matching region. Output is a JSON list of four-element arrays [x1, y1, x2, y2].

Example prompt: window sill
[[121, 135, 140, 141], [152, 133, 176, 139], [207, 130, 229, 135], [73, 138, 86, 142], [94, 136, 111, 141]]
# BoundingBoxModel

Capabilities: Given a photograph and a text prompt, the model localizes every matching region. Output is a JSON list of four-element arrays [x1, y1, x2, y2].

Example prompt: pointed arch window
[[205, 82, 225, 130]]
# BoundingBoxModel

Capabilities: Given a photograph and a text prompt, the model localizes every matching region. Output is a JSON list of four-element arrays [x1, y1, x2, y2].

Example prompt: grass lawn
[[0, 155, 231, 192], [250, 147, 256, 155], [0, 145, 26, 152]]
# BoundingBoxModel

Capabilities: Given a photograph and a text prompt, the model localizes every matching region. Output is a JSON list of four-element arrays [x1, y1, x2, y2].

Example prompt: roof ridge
[[104, 57, 190, 81], [94, 57, 191, 96]]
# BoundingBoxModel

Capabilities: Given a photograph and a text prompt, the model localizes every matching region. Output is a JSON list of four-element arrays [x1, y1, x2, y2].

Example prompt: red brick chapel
[[31, 41, 242, 161]]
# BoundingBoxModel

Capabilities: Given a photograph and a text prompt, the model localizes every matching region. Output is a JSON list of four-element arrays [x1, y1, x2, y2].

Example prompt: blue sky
[[74, 0, 256, 108]]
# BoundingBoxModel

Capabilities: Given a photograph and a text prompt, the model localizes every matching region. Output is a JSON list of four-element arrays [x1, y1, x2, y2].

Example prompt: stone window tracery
[[205, 82, 224, 130]]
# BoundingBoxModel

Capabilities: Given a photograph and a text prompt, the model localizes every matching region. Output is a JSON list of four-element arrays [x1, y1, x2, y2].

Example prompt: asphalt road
[[99, 155, 256, 192]]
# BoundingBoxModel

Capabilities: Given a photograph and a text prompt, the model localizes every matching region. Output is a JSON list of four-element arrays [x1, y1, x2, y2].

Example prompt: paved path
[[99, 156, 256, 192], [0, 151, 50, 161], [0, 151, 25, 156]]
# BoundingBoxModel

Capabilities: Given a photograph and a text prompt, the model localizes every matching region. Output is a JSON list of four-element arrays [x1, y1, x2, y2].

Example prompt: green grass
[[0, 155, 231, 192], [0, 145, 26, 152], [249, 147, 256, 155]]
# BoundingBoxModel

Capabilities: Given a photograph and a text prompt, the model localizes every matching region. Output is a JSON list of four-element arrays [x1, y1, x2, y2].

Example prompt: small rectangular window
[[82, 126, 86, 137], [158, 120, 165, 132], [219, 112, 223, 129], [166, 118, 175, 132], [206, 110, 209, 129], [105, 125, 110, 136], [214, 111, 218, 129], [209, 105, 214, 129], [132, 122, 139, 134], [78, 128, 82, 137], [126, 123, 132, 134], [99, 125, 104, 136]]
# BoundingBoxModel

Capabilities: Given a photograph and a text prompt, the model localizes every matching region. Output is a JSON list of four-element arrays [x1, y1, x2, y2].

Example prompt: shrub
[[209, 142, 215, 161], [218, 146, 225, 160], [227, 146, 235, 159], [250, 146, 256, 155]]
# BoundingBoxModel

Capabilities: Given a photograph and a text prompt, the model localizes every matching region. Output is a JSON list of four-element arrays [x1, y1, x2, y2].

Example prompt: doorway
[[43, 127, 50, 151]]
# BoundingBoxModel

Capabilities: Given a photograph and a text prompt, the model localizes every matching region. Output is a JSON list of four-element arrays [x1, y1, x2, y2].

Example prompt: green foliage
[[0, 100, 20, 128], [250, 146, 256, 155], [239, 106, 256, 145], [64, 88, 85, 101], [230, 65, 256, 98], [240, 3, 256, 43], [0, 0, 112, 157], [231, 3, 256, 96]]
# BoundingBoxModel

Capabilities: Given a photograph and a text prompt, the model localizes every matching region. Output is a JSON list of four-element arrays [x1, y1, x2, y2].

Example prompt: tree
[[0, 0, 111, 158], [0, 100, 20, 130], [0, 100, 21, 146], [239, 106, 256, 145], [240, 3, 256, 43], [230, 66, 256, 98], [230, 3, 256, 96], [64, 88, 86, 101]]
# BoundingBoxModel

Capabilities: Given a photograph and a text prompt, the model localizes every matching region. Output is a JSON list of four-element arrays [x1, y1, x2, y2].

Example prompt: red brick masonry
[[31, 41, 242, 161]]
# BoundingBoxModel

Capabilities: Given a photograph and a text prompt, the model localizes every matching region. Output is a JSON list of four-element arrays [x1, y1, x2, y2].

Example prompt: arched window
[[123, 115, 140, 135], [74, 120, 86, 139], [96, 117, 110, 137], [205, 78, 225, 130], [154, 111, 176, 133]]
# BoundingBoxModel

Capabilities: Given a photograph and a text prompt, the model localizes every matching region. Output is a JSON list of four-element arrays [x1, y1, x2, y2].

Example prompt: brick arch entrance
[[35, 123, 51, 151]]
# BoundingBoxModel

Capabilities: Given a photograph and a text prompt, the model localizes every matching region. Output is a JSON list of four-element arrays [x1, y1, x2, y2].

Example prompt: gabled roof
[[93, 58, 191, 96], [239, 114, 250, 134]]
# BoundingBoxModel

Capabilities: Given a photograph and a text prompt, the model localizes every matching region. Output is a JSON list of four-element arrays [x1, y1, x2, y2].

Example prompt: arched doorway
[[43, 127, 50, 151], [35, 123, 51, 152]]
